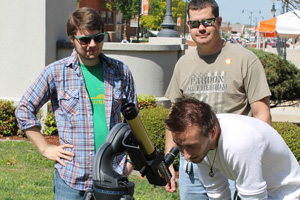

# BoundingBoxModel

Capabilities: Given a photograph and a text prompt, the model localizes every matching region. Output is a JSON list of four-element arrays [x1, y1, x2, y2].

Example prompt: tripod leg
[[83, 190, 95, 200]]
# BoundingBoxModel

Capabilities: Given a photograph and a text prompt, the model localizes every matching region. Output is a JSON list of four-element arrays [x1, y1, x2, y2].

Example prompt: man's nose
[[183, 149, 191, 160], [89, 39, 97, 46], [198, 24, 206, 31]]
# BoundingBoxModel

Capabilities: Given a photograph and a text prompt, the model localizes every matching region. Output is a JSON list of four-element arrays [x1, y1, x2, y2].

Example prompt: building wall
[[79, 0, 131, 41], [0, 0, 76, 102]]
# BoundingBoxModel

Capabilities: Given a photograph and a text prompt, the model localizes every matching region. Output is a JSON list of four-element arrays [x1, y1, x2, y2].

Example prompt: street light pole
[[242, 9, 261, 41], [283, 1, 289, 60], [183, 0, 188, 38], [270, 0, 288, 59], [271, 1, 276, 17], [157, 0, 180, 37]]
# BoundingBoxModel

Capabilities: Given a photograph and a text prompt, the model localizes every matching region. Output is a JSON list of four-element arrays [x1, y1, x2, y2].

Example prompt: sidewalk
[[271, 106, 300, 124]]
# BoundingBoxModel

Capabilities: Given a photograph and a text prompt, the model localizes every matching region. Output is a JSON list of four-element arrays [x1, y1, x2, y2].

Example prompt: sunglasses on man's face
[[74, 32, 106, 45], [188, 17, 218, 28]]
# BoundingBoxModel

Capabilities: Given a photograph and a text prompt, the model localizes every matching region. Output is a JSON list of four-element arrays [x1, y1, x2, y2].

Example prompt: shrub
[[272, 122, 300, 164], [249, 48, 300, 107], [43, 111, 58, 136], [0, 100, 19, 136], [137, 94, 157, 110], [139, 106, 179, 170]]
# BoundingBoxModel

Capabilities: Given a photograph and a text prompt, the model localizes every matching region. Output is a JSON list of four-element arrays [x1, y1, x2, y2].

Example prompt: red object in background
[[143, 0, 149, 16], [177, 17, 181, 26]]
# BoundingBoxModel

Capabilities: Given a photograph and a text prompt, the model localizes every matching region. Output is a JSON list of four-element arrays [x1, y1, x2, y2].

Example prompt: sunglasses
[[188, 17, 218, 28], [74, 32, 106, 45]]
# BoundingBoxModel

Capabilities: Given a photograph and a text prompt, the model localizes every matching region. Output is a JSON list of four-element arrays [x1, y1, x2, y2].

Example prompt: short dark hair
[[66, 7, 104, 38], [187, 0, 219, 19], [165, 97, 217, 137]]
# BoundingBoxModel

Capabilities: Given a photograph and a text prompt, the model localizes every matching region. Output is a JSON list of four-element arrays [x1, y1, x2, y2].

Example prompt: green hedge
[[272, 122, 300, 164], [139, 106, 179, 170], [0, 100, 19, 136], [140, 106, 169, 152]]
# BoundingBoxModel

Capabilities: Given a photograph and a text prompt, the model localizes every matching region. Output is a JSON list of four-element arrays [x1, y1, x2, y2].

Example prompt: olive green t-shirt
[[80, 62, 108, 152], [165, 42, 271, 116]]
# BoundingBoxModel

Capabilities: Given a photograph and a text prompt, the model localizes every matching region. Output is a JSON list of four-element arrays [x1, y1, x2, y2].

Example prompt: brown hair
[[66, 7, 104, 38], [165, 96, 217, 137], [187, 0, 219, 19]]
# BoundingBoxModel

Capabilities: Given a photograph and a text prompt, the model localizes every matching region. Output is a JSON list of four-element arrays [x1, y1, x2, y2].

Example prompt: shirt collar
[[66, 49, 79, 70], [65, 49, 115, 74]]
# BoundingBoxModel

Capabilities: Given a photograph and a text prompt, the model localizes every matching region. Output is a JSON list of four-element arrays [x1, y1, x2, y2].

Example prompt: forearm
[[165, 129, 177, 155], [251, 97, 271, 125], [164, 128, 178, 193], [253, 112, 271, 125], [24, 126, 50, 156]]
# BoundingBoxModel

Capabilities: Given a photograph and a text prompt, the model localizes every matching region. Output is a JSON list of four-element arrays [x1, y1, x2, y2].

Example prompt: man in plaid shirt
[[15, 7, 137, 199]]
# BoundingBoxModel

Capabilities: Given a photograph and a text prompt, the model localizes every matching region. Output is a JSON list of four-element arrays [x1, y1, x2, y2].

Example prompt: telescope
[[83, 102, 179, 200]]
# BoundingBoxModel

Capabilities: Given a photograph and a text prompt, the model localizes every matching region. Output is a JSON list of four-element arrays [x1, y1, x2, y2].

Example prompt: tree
[[76, 0, 82, 8], [279, 0, 300, 20], [106, 0, 140, 37], [141, 0, 165, 30], [280, 0, 300, 11], [141, 0, 186, 31]]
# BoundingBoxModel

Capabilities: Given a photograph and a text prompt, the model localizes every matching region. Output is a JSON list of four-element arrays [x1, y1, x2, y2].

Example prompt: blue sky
[[215, 0, 283, 25]]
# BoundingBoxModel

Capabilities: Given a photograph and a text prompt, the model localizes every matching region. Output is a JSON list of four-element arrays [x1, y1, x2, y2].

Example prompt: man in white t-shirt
[[165, 97, 300, 199]]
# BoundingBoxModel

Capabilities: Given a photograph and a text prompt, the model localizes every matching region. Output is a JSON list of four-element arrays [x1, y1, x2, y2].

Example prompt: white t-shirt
[[197, 114, 300, 199]]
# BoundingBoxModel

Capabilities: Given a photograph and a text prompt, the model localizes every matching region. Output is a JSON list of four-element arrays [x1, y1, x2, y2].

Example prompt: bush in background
[[43, 111, 58, 136], [0, 100, 20, 136], [139, 106, 180, 170], [137, 94, 157, 110], [249, 48, 300, 107], [272, 122, 300, 164]]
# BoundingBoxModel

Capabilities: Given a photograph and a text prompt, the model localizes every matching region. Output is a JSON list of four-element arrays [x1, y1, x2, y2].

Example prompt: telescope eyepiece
[[121, 103, 138, 120], [164, 147, 179, 167]]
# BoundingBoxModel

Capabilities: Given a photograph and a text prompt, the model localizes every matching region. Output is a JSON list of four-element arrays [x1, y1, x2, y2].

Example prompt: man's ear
[[216, 16, 222, 29], [187, 21, 191, 32], [69, 36, 75, 45], [209, 126, 217, 140]]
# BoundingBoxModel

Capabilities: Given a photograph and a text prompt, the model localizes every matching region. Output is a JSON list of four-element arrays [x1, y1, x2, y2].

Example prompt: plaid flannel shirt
[[15, 49, 137, 191]]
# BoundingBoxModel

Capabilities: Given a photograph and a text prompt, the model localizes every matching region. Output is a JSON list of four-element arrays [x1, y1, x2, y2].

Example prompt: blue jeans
[[53, 168, 86, 200], [179, 154, 236, 200]]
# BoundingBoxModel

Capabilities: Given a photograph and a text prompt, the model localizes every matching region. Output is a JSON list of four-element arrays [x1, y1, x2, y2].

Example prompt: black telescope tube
[[121, 103, 155, 156]]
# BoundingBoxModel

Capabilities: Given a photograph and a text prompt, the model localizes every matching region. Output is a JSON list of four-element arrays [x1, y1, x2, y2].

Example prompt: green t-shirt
[[80, 62, 108, 152]]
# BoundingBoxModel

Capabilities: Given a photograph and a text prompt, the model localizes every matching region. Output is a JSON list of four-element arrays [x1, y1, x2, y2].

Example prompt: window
[[108, 12, 113, 24], [101, 11, 107, 24]]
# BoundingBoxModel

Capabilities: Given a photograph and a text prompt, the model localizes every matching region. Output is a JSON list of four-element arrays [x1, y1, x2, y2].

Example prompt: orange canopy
[[257, 10, 300, 38], [257, 17, 278, 37]]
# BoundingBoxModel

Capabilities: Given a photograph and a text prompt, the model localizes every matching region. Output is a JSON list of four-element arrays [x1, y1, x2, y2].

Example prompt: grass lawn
[[0, 141, 180, 200]]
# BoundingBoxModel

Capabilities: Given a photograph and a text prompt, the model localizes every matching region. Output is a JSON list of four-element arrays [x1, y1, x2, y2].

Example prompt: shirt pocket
[[57, 90, 79, 117]]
